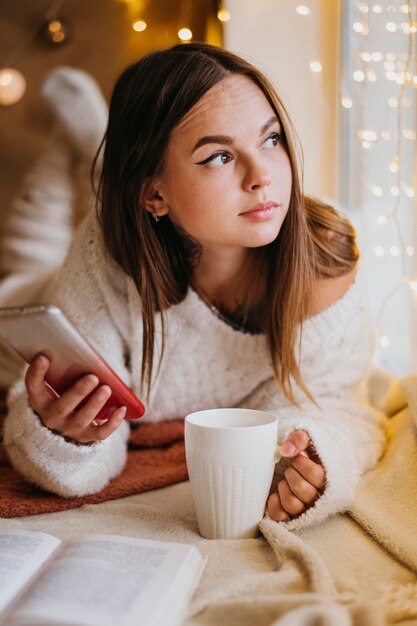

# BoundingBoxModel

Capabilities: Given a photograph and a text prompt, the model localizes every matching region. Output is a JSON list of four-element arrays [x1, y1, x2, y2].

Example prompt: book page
[[10, 534, 201, 626], [0, 530, 61, 615]]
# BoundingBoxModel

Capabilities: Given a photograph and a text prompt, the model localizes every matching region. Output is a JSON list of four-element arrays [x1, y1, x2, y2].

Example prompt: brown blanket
[[0, 392, 188, 518]]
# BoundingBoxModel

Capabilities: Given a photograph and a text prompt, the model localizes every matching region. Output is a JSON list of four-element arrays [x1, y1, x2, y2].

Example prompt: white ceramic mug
[[185, 408, 279, 540]]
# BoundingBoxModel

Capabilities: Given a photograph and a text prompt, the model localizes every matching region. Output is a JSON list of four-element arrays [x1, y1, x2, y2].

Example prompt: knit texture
[[3, 211, 387, 531]]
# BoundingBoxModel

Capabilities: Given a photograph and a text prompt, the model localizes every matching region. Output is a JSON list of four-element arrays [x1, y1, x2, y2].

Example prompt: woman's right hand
[[25, 355, 127, 444]]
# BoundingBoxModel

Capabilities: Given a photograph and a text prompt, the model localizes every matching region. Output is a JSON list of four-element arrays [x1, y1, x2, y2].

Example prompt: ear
[[141, 178, 170, 219]]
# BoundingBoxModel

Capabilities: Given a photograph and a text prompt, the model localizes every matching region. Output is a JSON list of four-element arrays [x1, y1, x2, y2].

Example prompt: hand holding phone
[[0, 305, 146, 444], [25, 354, 128, 444]]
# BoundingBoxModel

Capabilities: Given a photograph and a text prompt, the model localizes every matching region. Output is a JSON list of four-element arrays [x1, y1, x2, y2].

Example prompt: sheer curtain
[[340, 0, 417, 375]]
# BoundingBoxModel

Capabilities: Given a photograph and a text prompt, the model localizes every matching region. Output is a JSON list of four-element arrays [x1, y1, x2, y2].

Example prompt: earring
[[152, 212, 161, 222]]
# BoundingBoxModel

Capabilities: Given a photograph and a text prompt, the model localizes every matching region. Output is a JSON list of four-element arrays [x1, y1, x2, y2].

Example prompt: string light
[[310, 61, 322, 72], [132, 19, 147, 32], [0, 68, 26, 106], [42, 17, 70, 45], [217, 8, 231, 22], [178, 27, 193, 41], [353, 69, 366, 81], [296, 5, 310, 15], [362, 0, 417, 366]]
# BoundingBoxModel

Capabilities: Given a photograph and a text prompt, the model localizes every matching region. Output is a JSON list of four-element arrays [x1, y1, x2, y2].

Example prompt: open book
[[0, 530, 206, 626]]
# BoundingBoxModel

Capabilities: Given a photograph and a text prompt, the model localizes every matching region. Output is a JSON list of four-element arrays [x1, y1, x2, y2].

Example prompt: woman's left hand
[[267, 430, 326, 522]]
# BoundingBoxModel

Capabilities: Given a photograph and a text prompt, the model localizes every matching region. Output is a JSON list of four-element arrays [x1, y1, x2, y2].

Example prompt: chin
[[244, 225, 283, 248]]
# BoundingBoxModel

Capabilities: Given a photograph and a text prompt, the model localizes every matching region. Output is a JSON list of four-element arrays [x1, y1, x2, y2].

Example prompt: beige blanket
[[1, 378, 416, 626]]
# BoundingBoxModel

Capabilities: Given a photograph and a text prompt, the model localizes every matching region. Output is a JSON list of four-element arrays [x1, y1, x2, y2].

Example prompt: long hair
[[96, 43, 358, 403]]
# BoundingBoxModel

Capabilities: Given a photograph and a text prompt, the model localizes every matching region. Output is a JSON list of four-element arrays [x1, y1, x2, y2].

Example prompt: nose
[[242, 155, 272, 192]]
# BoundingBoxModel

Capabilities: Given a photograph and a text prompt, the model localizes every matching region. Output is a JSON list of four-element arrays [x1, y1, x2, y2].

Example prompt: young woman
[[4, 43, 386, 530]]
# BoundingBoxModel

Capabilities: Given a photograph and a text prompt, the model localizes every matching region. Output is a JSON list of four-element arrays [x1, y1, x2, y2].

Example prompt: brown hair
[[96, 43, 358, 403]]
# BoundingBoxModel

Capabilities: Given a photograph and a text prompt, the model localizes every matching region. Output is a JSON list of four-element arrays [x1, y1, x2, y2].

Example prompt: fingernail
[[118, 406, 127, 419], [83, 375, 99, 389], [97, 385, 111, 400], [282, 442, 297, 456]]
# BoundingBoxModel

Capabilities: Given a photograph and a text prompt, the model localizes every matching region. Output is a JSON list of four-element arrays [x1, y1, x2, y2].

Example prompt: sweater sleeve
[[3, 212, 132, 497], [238, 280, 387, 532]]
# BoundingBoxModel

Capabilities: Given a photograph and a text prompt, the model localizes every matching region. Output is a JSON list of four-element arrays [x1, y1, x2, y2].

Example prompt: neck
[[192, 247, 251, 303]]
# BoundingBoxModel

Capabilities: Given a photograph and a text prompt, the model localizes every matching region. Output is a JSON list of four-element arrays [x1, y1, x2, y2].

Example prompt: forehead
[[172, 75, 277, 140]]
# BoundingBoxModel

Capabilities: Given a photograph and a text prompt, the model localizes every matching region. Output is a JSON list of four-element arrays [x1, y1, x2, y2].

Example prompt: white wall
[[223, 0, 341, 202]]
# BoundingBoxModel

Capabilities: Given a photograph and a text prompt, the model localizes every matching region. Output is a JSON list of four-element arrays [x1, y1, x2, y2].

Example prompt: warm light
[[400, 4, 409, 13], [0, 68, 26, 106], [371, 185, 384, 197], [384, 61, 395, 71], [389, 160, 399, 173], [380, 335, 389, 348], [52, 31, 65, 42], [310, 61, 322, 73], [390, 186, 400, 197], [178, 27, 193, 41], [132, 20, 147, 32], [41, 16, 70, 46], [376, 215, 387, 225], [375, 246, 385, 257], [48, 19, 61, 33], [367, 70, 377, 81], [358, 129, 378, 141], [409, 281, 417, 294], [353, 70, 365, 81], [217, 8, 231, 21], [361, 52, 372, 61], [373, 4, 383, 13], [353, 22, 365, 33], [296, 5, 310, 15], [381, 130, 391, 140], [371, 52, 383, 62], [0, 72, 11, 86], [358, 3, 369, 12], [403, 129, 416, 140], [404, 186, 415, 198], [386, 52, 396, 61], [362, 141, 371, 149], [341, 96, 353, 108], [388, 97, 398, 107], [406, 246, 415, 256], [386, 22, 397, 32]]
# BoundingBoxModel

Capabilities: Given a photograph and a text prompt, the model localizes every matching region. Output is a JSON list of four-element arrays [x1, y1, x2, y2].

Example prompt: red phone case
[[0, 305, 146, 421]]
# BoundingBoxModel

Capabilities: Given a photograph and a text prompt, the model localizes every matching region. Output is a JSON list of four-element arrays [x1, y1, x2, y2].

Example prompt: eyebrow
[[191, 115, 280, 155]]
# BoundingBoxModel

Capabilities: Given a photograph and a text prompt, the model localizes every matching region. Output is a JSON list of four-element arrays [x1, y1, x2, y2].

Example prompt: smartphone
[[0, 304, 145, 421]]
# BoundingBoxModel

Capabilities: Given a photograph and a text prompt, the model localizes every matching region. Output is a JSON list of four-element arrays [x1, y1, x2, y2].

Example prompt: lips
[[239, 201, 279, 215]]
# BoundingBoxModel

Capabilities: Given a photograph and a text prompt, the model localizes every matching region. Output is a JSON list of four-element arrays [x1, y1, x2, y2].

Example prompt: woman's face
[[153, 75, 292, 253]]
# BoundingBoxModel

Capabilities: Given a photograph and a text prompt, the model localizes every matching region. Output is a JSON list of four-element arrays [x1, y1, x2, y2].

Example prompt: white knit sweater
[[4, 211, 387, 532]]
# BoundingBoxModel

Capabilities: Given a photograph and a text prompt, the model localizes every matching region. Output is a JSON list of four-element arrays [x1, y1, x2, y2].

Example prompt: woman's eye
[[264, 132, 281, 148], [196, 152, 232, 166]]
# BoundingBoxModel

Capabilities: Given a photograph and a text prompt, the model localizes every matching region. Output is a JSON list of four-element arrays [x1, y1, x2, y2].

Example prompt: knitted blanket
[[0, 392, 187, 517]]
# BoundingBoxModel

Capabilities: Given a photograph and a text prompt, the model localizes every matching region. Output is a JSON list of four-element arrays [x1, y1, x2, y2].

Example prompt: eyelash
[[196, 132, 282, 166]]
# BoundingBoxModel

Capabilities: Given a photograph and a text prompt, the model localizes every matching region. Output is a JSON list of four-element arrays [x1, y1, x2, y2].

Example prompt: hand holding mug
[[267, 430, 326, 522]]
